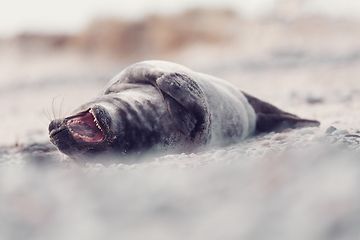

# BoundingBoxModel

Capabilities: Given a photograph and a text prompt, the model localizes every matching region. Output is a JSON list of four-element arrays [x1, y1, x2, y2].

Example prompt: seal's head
[[49, 105, 114, 158]]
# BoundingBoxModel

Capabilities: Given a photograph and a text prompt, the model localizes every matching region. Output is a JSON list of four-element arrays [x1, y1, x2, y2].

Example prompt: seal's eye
[[66, 111, 104, 143]]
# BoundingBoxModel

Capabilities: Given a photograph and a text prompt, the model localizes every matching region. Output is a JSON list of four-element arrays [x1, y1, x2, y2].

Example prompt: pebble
[[311, 134, 327, 142], [325, 126, 337, 134], [94, 163, 105, 169], [297, 128, 315, 135], [271, 133, 287, 141], [328, 137, 337, 144], [334, 141, 348, 149], [306, 95, 324, 104], [263, 147, 280, 159], [332, 129, 349, 136], [345, 134, 360, 138], [213, 150, 227, 158]]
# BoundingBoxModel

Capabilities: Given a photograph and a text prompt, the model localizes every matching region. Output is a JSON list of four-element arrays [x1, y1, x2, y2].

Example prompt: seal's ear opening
[[242, 92, 320, 133]]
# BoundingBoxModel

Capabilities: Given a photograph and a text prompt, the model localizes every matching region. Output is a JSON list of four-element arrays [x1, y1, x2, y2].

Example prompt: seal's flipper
[[242, 92, 320, 133], [255, 113, 320, 133], [156, 73, 211, 143]]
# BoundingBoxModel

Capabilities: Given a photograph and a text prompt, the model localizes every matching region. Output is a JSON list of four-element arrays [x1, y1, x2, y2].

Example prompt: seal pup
[[49, 60, 319, 163]]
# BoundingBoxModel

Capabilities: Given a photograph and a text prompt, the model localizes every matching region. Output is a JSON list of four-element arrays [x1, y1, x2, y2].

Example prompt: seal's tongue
[[67, 111, 104, 143]]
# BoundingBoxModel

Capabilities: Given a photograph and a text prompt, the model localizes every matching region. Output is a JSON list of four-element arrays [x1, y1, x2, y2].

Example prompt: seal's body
[[49, 61, 319, 162]]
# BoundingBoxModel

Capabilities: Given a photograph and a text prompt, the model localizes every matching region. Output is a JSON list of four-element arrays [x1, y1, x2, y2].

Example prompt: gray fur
[[49, 60, 318, 162]]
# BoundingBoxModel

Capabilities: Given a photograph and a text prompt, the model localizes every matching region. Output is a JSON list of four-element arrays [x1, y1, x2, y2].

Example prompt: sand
[[1, 11, 360, 240]]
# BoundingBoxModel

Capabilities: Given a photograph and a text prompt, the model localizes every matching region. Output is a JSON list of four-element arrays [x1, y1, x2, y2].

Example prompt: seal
[[49, 60, 319, 163]]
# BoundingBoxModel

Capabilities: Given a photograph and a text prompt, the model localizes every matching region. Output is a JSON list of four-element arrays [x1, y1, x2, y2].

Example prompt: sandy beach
[[1, 8, 360, 240]]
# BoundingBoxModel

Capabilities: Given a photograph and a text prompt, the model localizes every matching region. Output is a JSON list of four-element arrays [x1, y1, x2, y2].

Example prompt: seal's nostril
[[48, 119, 63, 133]]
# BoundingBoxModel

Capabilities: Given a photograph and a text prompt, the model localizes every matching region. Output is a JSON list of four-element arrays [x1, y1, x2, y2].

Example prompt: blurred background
[[1, 0, 360, 145], [2, 2, 360, 240]]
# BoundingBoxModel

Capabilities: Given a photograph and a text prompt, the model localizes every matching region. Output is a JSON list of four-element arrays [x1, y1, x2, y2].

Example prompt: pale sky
[[0, 0, 359, 37]]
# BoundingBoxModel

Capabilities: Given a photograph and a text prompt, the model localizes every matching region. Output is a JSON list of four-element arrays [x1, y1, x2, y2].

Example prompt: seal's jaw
[[48, 107, 112, 158], [66, 109, 105, 143], [48, 118, 81, 156]]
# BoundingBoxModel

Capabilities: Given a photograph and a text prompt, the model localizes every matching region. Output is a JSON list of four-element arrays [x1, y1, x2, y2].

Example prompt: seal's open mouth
[[66, 109, 105, 143]]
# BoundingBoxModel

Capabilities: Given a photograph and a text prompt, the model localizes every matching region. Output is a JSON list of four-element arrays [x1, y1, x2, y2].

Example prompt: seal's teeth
[[71, 131, 91, 140], [89, 109, 102, 130]]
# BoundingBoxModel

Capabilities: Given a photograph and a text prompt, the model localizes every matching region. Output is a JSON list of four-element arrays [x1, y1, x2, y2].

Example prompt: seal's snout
[[48, 119, 69, 146], [48, 113, 110, 158], [49, 118, 81, 155], [49, 119, 63, 133]]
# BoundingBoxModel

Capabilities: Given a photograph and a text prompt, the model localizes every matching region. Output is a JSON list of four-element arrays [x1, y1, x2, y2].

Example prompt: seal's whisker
[[59, 96, 64, 118], [51, 97, 57, 119], [50, 95, 69, 119], [58, 95, 68, 118], [42, 107, 52, 122]]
